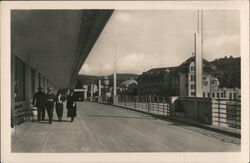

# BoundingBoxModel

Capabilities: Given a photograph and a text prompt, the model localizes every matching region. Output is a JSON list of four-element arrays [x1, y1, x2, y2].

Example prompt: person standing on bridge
[[66, 89, 77, 122], [55, 91, 64, 121], [45, 87, 56, 124], [32, 86, 46, 122]]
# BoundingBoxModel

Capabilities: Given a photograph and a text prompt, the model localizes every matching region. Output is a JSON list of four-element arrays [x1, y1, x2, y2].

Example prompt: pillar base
[[113, 95, 118, 105], [98, 96, 102, 102], [170, 96, 179, 117]]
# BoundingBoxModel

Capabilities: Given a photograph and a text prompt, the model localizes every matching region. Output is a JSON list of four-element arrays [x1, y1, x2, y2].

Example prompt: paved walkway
[[12, 102, 240, 152]]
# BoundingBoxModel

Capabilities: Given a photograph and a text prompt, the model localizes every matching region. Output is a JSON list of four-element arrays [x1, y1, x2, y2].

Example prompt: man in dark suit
[[45, 87, 55, 124], [32, 86, 46, 121]]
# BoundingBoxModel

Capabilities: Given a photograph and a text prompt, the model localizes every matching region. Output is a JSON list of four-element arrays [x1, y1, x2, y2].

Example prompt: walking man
[[32, 86, 46, 121], [45, 87, 55, 124]]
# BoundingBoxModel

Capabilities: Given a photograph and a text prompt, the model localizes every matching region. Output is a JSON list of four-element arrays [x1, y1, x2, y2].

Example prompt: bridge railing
[[117, 95, 171, 117], [94, 95, 241, 130], [212, 98, 241, 129]]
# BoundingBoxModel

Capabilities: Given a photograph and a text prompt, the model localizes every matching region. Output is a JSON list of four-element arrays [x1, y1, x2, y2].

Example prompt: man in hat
[[32, 86, 46, 121], [45, 87, 56, 124]]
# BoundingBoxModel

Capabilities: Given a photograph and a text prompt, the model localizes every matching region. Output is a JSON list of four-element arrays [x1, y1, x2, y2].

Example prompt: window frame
[[14, 56, 26, 102]]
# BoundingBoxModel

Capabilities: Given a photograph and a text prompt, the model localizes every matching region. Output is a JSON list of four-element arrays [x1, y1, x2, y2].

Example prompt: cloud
[[204, 34, 240, 60], [79, 10, 240, 76], [79, 62, 114, 75], [117, 53, 145, 73], [113, 11, 132, 23]]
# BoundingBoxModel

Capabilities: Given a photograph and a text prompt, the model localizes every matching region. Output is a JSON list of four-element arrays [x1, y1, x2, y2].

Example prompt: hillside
[[77, 57, 241, 89], [77, 73, 139, 86], [210, 56, 240, 88]]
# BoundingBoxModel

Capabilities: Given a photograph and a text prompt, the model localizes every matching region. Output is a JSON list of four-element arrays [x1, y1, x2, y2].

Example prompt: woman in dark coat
[[66, 89, 77, 122], [55, 91, 64, 121]]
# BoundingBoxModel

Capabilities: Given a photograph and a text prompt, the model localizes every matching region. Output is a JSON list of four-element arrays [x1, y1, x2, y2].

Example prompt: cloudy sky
[[79, 10, 240, 76]]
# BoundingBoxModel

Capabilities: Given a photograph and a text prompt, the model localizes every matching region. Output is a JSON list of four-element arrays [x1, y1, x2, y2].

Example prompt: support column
[[113, 73, 117, 96], [98, 79, 101, 102], [84, 90, 87, 100], [11, 54, 15, 127], [113, 73, 118, 105], [195, 10, 203, 97], [113, 42, 118, 105], [90, 84, 93, 102], [25, 58, 31, 111]]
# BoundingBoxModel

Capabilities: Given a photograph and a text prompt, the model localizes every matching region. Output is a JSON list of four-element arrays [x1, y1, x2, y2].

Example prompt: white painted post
[[113, 73, 117, 96], [113, 42, 117, 96], [98, 79, 101, 102], [113, 42, 118, 105], [98, 80, 101, 96], [195, 10, 203, 97], [84, 90, 87, 100], [90, 84, 93, 101]]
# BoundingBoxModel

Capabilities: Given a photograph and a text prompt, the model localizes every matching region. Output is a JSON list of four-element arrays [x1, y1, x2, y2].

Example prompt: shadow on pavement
[[31, 119, 71, 123], [53, 119, 71, 122]]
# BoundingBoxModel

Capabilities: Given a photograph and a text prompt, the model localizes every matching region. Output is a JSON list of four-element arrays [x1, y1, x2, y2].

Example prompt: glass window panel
[[14, 56, 25, 101], [31, 68, 35, 97]]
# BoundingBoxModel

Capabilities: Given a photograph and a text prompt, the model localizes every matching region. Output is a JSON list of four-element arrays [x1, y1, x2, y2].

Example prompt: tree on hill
[[211, 57, 240, 88]]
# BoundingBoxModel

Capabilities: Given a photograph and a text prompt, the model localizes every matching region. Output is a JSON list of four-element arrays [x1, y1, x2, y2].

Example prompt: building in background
[[120, 77, 138, 95], [137, 56, 216, 97], [137, 67, 179, 96], [185, 59, 219, 97], [211, 87, 241, 100], [137, 55, 240, 100]]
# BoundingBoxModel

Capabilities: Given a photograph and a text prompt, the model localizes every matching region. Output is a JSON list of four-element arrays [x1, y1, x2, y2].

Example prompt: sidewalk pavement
[[11, 102, 240, 152], [113, 104, 241, 138]]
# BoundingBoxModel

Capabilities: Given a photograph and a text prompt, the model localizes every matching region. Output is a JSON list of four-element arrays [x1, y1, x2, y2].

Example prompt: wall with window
[[179, 73, 188, 96], [187, 61, 222, 98], [188, 61, 196, 97], [14, 56, 26, 102], [209, 87, 240, 100], [30, 68, 36, 98], [11, 54, 55, 126]]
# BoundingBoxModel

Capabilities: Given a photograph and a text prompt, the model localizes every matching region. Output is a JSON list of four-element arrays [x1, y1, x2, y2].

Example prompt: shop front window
[[15, 56, 25, 101], [31, 68, 35, 97], [43, 77, 46, 92], [38, 73, 41, 87]]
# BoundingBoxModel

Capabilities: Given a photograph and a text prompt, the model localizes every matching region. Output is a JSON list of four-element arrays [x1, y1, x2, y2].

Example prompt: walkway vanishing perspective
[[12, 102, 240, 152]]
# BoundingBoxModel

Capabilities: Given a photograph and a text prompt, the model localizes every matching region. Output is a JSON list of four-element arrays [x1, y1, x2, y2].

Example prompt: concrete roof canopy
[[12, 10, 113, 89]]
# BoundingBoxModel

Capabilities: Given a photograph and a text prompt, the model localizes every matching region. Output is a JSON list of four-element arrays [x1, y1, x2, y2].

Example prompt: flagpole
[[195, 10, 203, 97], [113, 41, 117, 96]]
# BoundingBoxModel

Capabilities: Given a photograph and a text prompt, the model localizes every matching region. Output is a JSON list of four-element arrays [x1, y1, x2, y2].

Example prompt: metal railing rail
[[117, 95, 171, 117], [212, 98, 241, 129], [93, 95, 241, 130]]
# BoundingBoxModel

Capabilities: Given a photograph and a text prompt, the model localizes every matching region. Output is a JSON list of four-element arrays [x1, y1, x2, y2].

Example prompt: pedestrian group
[[32, 86, 77, 124]]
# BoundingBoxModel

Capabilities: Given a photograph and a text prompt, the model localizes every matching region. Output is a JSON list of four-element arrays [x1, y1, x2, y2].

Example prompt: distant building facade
[[120, 77, 138, 95], [137, 67, 179, 96], [185, 60, 219, 98], [137, 56, 240, 100], [211, 87, 241, 100]]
